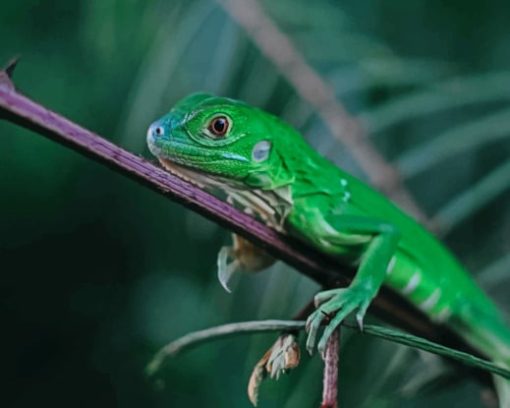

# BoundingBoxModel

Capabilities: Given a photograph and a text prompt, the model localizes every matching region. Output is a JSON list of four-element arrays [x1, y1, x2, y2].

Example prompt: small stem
[[145, 319, 510, 381], [146, 320, 306, 376], [321, 329, 340, 408]]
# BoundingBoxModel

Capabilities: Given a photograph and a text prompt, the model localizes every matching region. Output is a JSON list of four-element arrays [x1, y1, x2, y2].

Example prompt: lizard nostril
[[154, 126, 164, 137]]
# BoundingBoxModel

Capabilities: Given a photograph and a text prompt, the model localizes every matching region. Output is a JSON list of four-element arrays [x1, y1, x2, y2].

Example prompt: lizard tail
[[493, 369, 510, 408], [452, 314, 510, 407], [476, 345, 510, 407], [480, 340, 510, 407], [482, 327, 510, 408], [470, 327, 510, 408]]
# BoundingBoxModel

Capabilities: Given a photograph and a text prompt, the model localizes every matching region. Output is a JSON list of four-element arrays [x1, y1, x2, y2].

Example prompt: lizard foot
[[305, 286, 372, 355], [217, 234, 275, 293]]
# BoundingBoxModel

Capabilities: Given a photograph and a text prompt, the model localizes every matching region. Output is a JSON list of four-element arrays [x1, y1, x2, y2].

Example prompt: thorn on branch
[[5, 56, 20, 78], [0, 57, 20, 92]]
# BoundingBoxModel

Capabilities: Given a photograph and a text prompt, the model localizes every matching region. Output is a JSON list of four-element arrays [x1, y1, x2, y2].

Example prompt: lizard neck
[[225, 185, 293, 232], [158, 157, 292, 232]]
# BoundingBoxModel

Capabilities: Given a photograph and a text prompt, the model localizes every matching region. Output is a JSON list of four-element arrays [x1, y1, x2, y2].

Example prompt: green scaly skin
[[147, 93, 510, 405]]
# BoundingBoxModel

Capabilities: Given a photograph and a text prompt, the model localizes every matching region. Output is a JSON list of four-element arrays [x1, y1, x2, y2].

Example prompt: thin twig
[[321, 329, 340, 408], [145, 320, 510, 381], [146, 320, 303, 376], [216, 0, 428, 224], [0, 64, 490, 385]]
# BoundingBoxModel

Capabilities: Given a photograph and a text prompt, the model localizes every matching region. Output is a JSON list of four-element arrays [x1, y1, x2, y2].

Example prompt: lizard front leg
[[303, 215, 400, 354], [217, 234, 275, 292]]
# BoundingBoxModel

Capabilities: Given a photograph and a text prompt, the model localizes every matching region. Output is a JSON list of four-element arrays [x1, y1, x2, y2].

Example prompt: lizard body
[[147, 93, 510, 405]]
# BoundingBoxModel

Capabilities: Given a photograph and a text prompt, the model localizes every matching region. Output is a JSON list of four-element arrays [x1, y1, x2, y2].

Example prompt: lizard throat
[[158, 157, 224, 189], [157, 158, 293, 232]]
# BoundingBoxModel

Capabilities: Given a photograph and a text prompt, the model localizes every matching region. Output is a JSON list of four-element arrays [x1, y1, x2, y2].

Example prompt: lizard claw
[[306, 286, 373, 355], [217, 246, 239, 293], [313, 288, 344, 307], [217, 234, 275, 293], [305, 301, 341, 355], [355, 299, 370, 332], [356, 312, 364, 332]]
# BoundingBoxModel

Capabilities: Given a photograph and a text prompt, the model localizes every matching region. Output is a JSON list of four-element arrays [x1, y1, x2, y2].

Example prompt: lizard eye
[[208, 116, 230, 137]]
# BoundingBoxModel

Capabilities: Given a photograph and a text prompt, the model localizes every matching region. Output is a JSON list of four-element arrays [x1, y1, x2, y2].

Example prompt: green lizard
[[147, 93, 510, 406]]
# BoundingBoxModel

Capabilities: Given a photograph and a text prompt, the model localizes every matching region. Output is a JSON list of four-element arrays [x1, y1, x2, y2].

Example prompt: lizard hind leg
[[494, 374, 510, 408], [217, 234, 275, 293]]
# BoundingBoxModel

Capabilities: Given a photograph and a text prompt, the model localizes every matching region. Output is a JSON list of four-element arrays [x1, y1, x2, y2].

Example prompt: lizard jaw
[[157, 158, 292, 232], [158, 157, 216, 189]]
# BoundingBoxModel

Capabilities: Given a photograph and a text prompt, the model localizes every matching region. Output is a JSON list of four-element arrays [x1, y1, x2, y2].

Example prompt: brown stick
[[321, 329, 340, 408]]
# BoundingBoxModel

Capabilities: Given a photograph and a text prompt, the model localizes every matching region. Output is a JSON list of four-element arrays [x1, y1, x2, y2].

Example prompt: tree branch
[[321, 329, 340, 408], [0, 63, 490, 386]]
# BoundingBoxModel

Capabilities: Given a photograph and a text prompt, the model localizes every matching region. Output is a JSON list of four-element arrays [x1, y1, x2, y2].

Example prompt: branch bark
[[321, 329, 340, 408], [0, 63, 490, 386]]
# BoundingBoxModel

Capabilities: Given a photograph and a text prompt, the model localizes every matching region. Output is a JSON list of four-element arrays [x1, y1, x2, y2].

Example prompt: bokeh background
[[1, 0, 510, 407]]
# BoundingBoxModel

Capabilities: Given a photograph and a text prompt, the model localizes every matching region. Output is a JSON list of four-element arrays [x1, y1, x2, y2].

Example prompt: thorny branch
[[216, 0, 428, 224], [0, 61, 491, 387]]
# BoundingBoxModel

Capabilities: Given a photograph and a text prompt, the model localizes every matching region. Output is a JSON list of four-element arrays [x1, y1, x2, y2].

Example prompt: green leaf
[[360, 72, 510, 134], [433, 159, 510, 232], [118, 0, 217, 150], [478, 253, 510, 288], [397, 107, 510, 178]]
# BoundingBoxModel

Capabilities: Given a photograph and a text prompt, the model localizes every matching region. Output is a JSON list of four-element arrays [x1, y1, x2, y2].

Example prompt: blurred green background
[[1, 0, 510, 407]]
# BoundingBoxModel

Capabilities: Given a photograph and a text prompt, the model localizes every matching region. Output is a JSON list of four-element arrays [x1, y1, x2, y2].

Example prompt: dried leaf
[[247, 349, 271, 406], [266, 334, 300, 379], [247, 334, 301, 406]]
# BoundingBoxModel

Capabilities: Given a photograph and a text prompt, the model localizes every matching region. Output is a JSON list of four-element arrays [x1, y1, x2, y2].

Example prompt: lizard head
[[147, 93, 294, 190]]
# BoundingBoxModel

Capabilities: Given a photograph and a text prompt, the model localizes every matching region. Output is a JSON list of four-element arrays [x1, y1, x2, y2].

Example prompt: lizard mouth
[[158, 157, 236, 191], [158, 158, 210, 188]]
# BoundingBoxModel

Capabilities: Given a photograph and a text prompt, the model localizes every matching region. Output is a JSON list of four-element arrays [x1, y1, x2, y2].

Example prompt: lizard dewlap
[[147, 93, 510, 406]]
